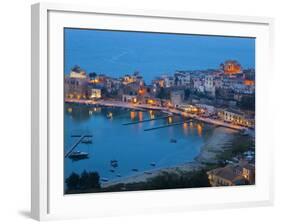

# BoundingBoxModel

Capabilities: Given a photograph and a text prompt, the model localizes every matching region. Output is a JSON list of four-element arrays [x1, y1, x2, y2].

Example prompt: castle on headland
[[220, 60, 242, 75]]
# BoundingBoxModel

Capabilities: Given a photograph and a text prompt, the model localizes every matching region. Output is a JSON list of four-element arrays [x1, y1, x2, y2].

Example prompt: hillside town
[[65, 60, 255, 188], [65, 60, 255, 129]]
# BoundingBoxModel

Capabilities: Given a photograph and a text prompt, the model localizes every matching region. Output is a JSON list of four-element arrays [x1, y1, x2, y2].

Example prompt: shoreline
[[64, 100, 243, 189], [65, 99, 248, 131], [101, 126, 237, 188]]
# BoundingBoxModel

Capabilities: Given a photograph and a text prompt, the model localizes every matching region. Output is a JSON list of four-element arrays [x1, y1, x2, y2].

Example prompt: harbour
[[64, 105, 238, 186]]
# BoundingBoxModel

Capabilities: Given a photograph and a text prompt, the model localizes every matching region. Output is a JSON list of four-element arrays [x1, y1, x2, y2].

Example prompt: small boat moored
[[170, 138, 177, 143], [101, 178, 109, 182], [68, 151, 89, 160], [110, 160, 118, 168]]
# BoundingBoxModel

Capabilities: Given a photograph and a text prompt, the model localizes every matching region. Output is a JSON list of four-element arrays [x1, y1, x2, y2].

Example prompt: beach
[[101, 127, 237, 188]]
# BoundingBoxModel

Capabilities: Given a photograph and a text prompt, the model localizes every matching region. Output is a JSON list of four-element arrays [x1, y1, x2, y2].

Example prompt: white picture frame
[[31, 2, 274, 221]]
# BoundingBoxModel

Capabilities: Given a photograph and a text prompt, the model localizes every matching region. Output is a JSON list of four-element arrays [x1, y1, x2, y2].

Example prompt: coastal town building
[[170, 90, 184, 106], [217, 108, 254, 127], [65, 67, 89, 99], [213, 77, 223, 88], [178, 104, 200, 114], [192, 77, 205, 93], [122, 73, 144, 86], [152, 77, 165, 88], [69, 66, 87, 79], [174, 71, 191, 86], [89, 88, 102, 99], [162, 75, 175, 88], [122, 94, 138, 103], [195, 104, 216, 115], [207, 161, 255, 186], [220, 60, 243, 75], [204, 75, 216, 97]]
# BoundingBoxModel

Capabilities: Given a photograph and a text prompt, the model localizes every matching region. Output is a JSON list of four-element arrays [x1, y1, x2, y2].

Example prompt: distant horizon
[[64, 28, 255, 82]]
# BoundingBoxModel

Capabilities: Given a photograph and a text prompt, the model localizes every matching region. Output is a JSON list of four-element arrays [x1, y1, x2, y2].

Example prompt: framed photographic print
[[31, 2, 274, 221]]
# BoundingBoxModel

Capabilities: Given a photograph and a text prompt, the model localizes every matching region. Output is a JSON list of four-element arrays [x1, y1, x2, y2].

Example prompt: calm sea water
[[64, 105, 214, 181]]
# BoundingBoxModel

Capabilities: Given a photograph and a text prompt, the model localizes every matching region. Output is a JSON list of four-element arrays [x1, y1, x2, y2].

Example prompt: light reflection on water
[[64, 105, 211, 182]]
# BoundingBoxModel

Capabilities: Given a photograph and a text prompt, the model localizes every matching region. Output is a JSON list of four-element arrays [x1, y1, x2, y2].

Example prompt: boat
[[107, 112, 113, 119], [110, 160, 118, 168], [109, 169, 115, 173], [101, 178, 109, 182], [70, 134, 82, 138], [68, 151, 89, 160], [150, 162, 156, 167], [116, 174, 121, 177], [132, 168, 139, 172], [144, 171, 152, 175], [81, 137, 92, 144], [170, 138, 177, 143]]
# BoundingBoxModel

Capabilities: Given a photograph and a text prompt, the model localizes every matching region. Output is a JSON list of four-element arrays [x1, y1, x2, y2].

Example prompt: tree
[[89, 72, 97, 79], [87, 172, 101, 189], [239, 95, 255, 111], [65, 172, 80, 190], [71, 65, 82, 73], [174, 76, 179, 86], [79, 170, 89, 189], [157, 87, 169, 99]]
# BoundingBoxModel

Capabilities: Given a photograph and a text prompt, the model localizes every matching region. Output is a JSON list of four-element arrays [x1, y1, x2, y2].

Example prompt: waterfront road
[[65, 99, 247, 131]]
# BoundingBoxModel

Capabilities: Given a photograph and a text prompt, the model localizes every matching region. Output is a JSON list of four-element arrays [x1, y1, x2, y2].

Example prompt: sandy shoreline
[[101, 127, 238, 188]]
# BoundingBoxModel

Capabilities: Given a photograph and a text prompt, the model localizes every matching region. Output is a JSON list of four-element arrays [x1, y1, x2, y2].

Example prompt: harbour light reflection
[[197, 124, 203, 137], [130, 111, 136, 120]]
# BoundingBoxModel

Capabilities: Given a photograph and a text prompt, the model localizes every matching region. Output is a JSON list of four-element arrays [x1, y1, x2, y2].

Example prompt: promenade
[[65, 98, 247, 131]]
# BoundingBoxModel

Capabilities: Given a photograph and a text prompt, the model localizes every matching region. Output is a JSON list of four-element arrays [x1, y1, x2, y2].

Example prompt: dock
[[144, 119, 191, 131], [64, 134, 93, 158], [122, 115, 171, 125], [65, 99, 248, 131]]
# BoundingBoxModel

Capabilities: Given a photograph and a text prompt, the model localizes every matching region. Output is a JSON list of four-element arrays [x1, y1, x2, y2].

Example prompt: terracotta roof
[[208, 165, 240, 182]]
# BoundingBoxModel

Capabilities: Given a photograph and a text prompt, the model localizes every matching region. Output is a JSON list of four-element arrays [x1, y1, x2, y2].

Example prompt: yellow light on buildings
[[108, 112, 113, 119], [197, 124, 202, 137], [130, 111, 136, 120], [183, 122, 188, 135], [168, 116, 173, 124], [138, 111, 143, 121], [133, 98, 137, 103], [149, 110, 155, 119]]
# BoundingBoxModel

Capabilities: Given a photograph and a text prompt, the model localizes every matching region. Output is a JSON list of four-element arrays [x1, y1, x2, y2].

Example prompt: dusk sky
[[64, 28, 255, 82]]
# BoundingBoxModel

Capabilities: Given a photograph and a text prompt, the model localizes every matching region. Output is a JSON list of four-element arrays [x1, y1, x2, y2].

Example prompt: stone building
[[207, 161, 255, 186], [220, 60, 243, 75], [64, 67, 89, 99]]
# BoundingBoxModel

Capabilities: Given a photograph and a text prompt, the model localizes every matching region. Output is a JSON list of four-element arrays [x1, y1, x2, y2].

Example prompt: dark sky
[[64, 28, 255, 82]]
